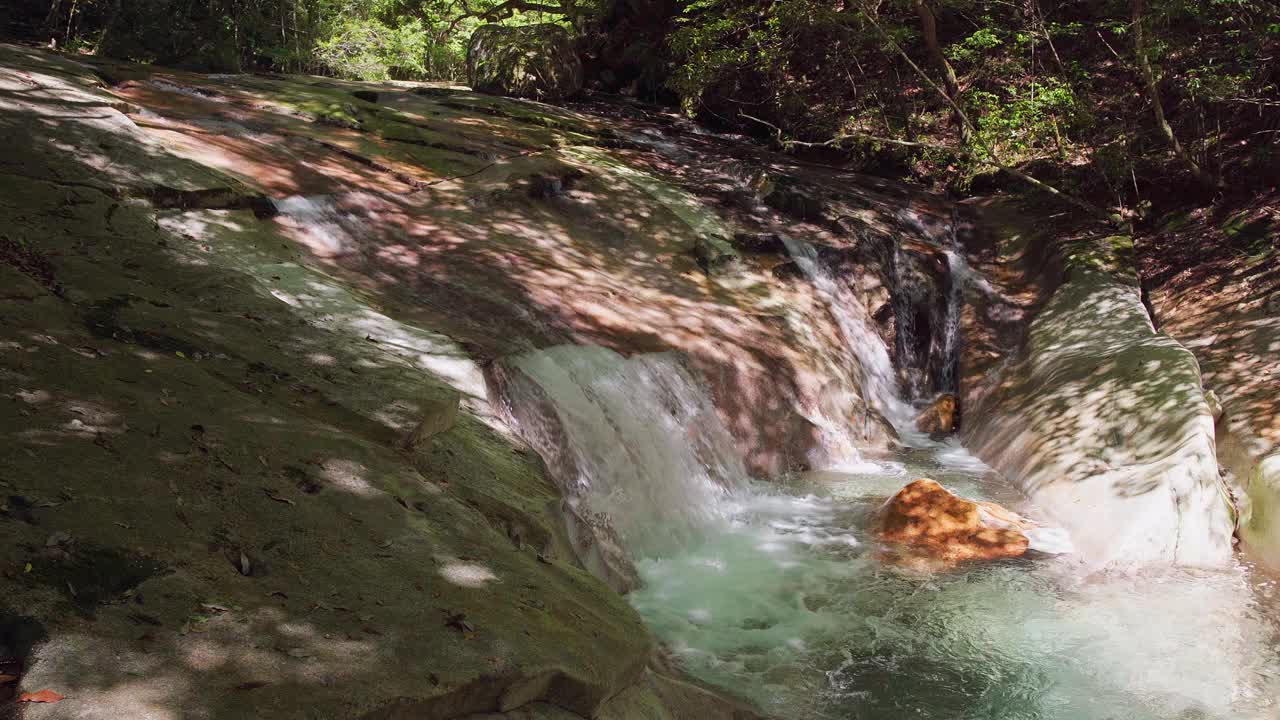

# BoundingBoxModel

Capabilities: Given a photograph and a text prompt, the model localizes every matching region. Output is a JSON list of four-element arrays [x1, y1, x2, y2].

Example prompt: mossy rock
[[466, 23, 584, 101]]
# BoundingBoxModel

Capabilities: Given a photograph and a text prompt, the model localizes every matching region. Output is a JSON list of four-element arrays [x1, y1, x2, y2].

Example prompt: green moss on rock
[[467, 24, 584, 101]]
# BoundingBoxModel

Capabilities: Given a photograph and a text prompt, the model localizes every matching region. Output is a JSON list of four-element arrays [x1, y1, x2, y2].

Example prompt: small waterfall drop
[[891, 207, 993, 399], [889, 242, 943, 399], [506, 345, 747, 558], [780, 236, 916, 430]]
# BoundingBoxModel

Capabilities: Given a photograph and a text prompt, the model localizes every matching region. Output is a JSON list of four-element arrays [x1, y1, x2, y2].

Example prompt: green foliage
[[26, 0, 589, 80], [967, 78, 1085, 164], [314, 16, 430, 80], [667, 0, 890, 139], [945, 28, 1001, 63], [19, 0, 1278, 204]]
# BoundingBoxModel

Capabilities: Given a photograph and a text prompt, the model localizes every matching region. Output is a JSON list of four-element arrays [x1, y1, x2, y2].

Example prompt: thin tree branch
[[852, 4, 1111, 221], [1130, 0, 1221, 188]]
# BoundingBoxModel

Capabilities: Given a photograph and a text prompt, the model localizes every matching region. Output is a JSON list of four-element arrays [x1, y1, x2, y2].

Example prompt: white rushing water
[[509, 345, 747, 556], [629, 455, 1280, 720], [779, 235, 918, 432], [506, 247, 1280, 720]]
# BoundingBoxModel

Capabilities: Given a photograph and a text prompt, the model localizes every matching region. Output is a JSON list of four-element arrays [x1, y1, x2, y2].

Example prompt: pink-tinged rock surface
[[44, 52, 949, 474]]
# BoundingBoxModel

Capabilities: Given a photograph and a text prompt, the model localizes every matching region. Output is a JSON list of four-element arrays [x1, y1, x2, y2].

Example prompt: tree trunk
[[912, 0, 969, 142], [93, 0, 122, 54], [1129, 0, 1219, 188], [856, 6, 1111, 222]]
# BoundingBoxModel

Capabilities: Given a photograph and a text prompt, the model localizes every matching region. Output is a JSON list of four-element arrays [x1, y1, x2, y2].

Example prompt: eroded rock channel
[[1, 44, 1278, 720]]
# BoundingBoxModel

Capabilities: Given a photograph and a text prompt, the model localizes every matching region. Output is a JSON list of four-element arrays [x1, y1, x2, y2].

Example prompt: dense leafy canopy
[[8, 0, 1276, 207]]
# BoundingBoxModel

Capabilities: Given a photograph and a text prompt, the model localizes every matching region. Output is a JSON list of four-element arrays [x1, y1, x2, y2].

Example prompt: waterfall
[[505, 345, 747, 558], [935, 210, 997, 392], [780, 236, 917, 431], [271, 195, 357, 257], [890, 207, 996, 399], [890, 242, 937, 399]]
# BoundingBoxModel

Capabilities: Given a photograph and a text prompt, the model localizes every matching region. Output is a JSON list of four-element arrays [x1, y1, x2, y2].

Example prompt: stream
[[152, 79, 1280, 718], [514, 342, 1280, 720], [8, 45, 1278, 720], [508, 204, 1280, 719], [628, 447, 1280, 720]]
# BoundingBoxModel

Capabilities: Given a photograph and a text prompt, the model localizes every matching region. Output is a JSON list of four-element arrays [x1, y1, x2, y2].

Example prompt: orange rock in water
[[915, 394, 958, 434], [875, 479, 1030, 562]]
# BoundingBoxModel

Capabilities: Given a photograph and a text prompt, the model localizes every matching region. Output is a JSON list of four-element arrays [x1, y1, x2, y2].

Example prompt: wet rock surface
[[0, 38, 1274, 720], [914, 393, 957, 435], [959, 204, 1235, 570], [875, 479, 1031, 563], [0, 40, 968, 720], [0, 44, 657, 720]]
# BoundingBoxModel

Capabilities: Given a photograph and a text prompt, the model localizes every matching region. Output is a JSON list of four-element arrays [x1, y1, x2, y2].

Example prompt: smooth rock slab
[[965, 261, 1234, 570]]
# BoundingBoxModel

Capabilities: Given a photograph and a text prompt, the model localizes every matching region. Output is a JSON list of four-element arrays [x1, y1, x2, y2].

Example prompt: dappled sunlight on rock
[[7, 39, 1275, 720], [961, 210, 1234, 570], [1140, 193, 1280, 568], [180, 638, 232, 672], [439, 559, 501, 588], [315, 458, 375, 496], [14, 388, 53, 404]]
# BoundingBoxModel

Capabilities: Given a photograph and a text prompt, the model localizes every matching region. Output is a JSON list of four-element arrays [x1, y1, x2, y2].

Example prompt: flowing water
[[629, 454, 1280, 720], [780, 235, 918, 432], [507, 347, 1280, 718], [504, 184, 1280, 719], [507, 345, 747, 557]]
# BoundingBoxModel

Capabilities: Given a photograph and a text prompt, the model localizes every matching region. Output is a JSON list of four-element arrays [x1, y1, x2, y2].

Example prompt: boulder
[[467, 24, 584, 100], [914, 393, 957, 434], [874, 479, 1033, 562]]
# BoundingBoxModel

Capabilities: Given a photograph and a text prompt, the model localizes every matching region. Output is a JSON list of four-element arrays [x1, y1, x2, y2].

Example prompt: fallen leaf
[[444, 612, 474, 633], [263, 488, 296, 506], [235, 681, 269, 691], [24, 562, 32, 573], [17, 689, 65, 703], [114, 521, 134, 530], [238, 551, 252, 576], [128, 612, 162, 626]]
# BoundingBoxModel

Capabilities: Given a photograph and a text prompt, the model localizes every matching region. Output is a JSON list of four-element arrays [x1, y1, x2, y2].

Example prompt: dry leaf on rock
[[18, 689, 65, 703]]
